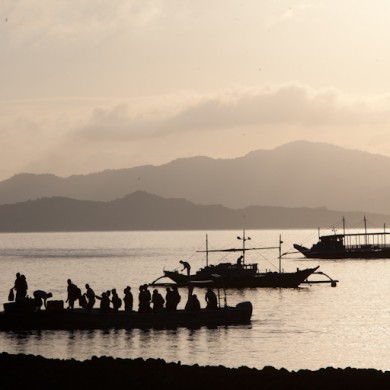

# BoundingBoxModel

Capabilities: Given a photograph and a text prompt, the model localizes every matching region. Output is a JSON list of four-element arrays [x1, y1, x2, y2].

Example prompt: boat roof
[[197, 246, 278, 253]]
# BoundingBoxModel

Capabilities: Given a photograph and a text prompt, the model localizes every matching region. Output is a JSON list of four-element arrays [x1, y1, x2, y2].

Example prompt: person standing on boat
[[123, 286, 133, 311], [143, 284, 151, 304], [111, 288, 122, 312], [179, 260, 191, 276], [138, 285, 151, 313], [84, 284, 96, 311], [13, 273, 22, 300], [185, 294, 201, 311], [205, 287, 218, 310], [165, 287, 174, 311], [151, 289, 165, 311], [97, 292, 110, 313], [14, 273, 28, 301], [172, 286, 181, 310], [66, 279, 81, 309]]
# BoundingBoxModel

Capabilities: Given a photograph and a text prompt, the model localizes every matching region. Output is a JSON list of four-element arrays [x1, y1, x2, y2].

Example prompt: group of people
[[138, 284, 182, 313], [66, 280, 219, 313], [66, 279, 133, 312], [9, 272, 220, 314], [10, 273, 53, 310]]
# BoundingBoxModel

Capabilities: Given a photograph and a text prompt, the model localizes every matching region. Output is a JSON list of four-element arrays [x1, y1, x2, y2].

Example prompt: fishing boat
[[0, 295, 252, 331], [294, 217, 390, 259], [152, 232, 333, 288]]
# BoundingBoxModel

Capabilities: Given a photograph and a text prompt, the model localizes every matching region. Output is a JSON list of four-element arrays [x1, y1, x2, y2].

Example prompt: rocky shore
[[1, 353, 389, 389]]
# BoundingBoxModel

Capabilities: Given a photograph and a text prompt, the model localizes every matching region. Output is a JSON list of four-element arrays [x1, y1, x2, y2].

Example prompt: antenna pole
[[242, 230, 246, 264], [279, 234, 283, 273], [237, 229, 250, 265], [206, 234, 209, 267]]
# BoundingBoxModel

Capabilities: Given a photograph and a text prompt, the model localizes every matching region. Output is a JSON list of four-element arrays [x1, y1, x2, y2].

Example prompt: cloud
[[3, 83, 390, 180], [71, 84, 390, 143], [1, 0, 163, 48]]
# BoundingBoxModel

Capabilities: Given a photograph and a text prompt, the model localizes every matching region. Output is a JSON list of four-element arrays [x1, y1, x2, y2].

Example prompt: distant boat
[[294, 217, 390, 259], [153, 232, 333, 288]]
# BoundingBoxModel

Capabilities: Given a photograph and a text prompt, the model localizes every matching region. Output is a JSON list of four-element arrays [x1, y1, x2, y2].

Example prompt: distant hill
[[0, 191, 389, 232], [2, 141, 390, 214]]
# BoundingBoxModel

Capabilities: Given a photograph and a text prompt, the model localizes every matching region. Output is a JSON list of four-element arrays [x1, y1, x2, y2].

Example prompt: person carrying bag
[[8, 288, 14, 301]]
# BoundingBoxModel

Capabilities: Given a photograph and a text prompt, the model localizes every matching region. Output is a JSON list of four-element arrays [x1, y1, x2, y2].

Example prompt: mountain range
[[2, 140, 390, 218], [0, 191, 388, 232]]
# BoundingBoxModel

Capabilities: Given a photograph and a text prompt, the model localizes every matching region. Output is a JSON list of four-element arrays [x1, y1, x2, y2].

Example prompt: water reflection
[[2, 230, 390, 370]]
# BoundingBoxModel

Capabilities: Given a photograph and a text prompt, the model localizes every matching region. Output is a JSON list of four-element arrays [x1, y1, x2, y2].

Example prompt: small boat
[[153, 232, 332, 288], [294, 217, 390, 259], [0, 300, 252, 331]]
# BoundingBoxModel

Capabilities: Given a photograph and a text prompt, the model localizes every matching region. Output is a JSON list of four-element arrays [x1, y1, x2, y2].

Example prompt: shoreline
[[1, 353, 389, 389]]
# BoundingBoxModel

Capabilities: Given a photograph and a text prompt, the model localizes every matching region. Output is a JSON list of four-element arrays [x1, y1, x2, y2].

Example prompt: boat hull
[[164, 267, 319, 288], [0, 302, 252, 331]]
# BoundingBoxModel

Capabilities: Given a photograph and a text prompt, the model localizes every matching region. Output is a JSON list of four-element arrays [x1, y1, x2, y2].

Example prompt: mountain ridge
[[0, 190, 389, 232], [2, 141, 390, 214]]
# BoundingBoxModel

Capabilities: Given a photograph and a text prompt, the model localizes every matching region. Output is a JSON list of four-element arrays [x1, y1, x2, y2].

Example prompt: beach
[[1, 353, 389, 389]]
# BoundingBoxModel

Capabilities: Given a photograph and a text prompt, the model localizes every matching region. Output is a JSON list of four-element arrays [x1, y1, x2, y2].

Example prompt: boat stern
[[235, 301, 253, 323]]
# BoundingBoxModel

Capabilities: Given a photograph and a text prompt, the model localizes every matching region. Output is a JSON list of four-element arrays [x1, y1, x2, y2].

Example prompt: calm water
[[0, 229, 389, 371]]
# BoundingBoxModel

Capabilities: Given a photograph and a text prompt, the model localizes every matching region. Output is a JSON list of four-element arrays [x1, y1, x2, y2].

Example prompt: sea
[[0, 229, 389, 371]]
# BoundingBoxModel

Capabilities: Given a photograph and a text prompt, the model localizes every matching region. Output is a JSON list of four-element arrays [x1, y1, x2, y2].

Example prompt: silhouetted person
[[123, 286, 133, 311], [85, 284, 96, 311], [185, 294, 201, 311], [111, 288, 122, 312], [143, 284, 151, 303], [14, 273, 28, 301], [13, 273, 21, 300], [179, 260, 191, 276], [205, 287, 218, 309], [172, 286, 181, 310], [138, 285, 151, 313], [20, 274, 28, 297], [33, 290, 53, 310], [138, 285, 143, 312], [152, 289, 165, 312], [66, 279, 81, 309], [104, 290, 111, 309], [165, 287, 175, 311], [97, 292, 110, 313]]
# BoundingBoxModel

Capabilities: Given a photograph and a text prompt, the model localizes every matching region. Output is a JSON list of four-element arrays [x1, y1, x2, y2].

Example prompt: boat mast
[[343, 217, 346, 236], [364, 216, 367, 245]]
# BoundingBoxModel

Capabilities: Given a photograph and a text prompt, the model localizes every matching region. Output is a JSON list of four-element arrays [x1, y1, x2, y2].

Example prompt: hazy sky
[[2, 0, 390, 180]]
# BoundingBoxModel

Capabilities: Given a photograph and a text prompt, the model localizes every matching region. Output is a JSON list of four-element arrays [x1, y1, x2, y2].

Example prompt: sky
[[2, 0, 390, 181]]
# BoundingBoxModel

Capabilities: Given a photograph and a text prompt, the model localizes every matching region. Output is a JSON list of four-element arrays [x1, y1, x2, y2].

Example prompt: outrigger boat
[[294, 217, 390, 259], [0, 285, 252, 331], [152, 232, 337, 288]]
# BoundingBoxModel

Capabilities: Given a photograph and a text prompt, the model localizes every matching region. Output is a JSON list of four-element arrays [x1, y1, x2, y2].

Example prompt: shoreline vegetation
[[1, 353, 389, 389]]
